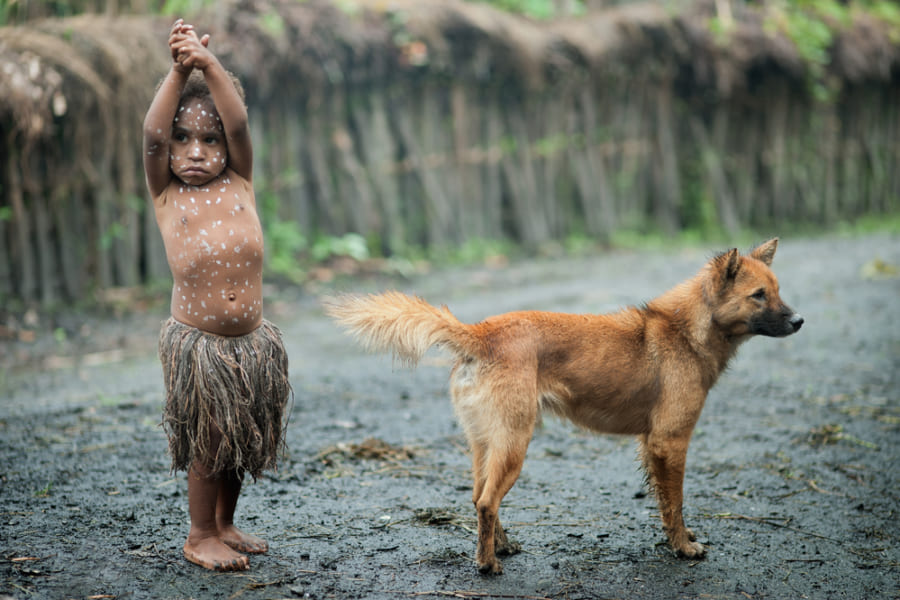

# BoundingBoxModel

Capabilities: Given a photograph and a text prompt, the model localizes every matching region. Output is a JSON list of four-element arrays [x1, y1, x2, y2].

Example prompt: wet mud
[[2, 233, 898, 599]]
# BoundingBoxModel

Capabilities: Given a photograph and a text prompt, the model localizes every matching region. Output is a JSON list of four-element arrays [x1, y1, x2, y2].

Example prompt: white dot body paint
[[155, 94, 264, 336]]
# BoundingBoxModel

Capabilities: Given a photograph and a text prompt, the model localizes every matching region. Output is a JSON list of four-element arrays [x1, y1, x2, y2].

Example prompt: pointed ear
[[713, 248, 741, 284], [703, 248, 740, 302], [750, 238, 778, 266]]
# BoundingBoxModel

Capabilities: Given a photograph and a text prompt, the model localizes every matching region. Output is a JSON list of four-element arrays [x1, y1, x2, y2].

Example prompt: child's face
[[169, 96, 227, 186]]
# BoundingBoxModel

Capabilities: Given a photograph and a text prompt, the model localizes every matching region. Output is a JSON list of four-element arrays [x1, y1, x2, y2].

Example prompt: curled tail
[[324, 291, 482, 366]]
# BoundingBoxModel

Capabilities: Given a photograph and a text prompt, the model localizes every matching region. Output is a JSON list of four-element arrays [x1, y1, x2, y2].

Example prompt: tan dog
[[325, 239, 803, 574]]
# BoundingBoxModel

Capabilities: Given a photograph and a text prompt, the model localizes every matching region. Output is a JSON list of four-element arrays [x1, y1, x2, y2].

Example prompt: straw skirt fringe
[[158, 317, 292, 478]]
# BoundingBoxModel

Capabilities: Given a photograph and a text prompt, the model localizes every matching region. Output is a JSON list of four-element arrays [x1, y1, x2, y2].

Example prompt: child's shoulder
[[218, 167, 252, 189], [213, 168, 255, 202]]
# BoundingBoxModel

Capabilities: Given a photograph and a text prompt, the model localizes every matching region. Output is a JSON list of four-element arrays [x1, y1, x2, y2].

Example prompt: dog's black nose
[[789, 314, 804, 332]]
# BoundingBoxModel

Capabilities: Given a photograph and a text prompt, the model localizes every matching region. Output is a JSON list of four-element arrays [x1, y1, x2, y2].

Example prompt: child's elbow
[[227, 112, 250, 135], [143, 129, 169, 158], [143, 121, 168, 146], [226, 121, 251, 145]]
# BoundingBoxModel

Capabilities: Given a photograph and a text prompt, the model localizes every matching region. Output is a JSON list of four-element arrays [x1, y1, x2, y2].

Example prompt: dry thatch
[[201, 0, 900, 96], [3, 1, 899, 144], [0, 3, 887, 154], [1, 15, 166, 145]]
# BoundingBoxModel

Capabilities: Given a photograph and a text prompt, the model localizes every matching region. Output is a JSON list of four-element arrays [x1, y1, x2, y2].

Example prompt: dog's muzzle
[[749, 307, 804, 337]]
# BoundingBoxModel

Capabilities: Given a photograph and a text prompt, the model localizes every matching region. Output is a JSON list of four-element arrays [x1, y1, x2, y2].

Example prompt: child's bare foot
[[183, 535, 250, 571], [219, 524, 268, 554]]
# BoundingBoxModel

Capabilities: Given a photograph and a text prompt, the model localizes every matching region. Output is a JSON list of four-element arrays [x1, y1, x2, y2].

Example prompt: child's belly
[[166, 221, 265, 336]]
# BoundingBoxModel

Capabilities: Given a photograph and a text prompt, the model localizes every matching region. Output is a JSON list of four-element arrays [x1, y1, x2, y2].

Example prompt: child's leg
[[184, 461, 250, 571], [216, 470, 268, 554]]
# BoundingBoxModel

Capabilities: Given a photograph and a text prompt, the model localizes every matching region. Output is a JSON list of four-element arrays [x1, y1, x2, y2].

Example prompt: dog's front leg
[[642, 432, 706, 559]]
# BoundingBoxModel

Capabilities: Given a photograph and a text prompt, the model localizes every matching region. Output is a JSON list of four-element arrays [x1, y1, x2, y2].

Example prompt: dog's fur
[[325, 239, 803, 574]]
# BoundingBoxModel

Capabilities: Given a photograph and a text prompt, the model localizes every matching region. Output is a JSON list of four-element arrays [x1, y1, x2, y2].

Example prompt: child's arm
[[143, 19, 194, 198], [172, 27, 253, 183]]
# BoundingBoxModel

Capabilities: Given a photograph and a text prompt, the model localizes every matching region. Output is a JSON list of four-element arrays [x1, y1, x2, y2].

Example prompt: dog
[[324, 238, 803, 574]]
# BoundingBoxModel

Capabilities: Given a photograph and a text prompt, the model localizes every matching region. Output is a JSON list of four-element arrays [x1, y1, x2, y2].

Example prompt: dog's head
[[704, 238, 803, 339]]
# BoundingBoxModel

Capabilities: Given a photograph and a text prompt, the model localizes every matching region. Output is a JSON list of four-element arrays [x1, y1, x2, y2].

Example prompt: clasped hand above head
[[169, 18, 213, 73]]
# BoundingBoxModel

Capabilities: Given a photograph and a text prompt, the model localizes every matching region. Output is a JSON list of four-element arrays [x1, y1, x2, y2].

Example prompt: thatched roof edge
[[2, 0, 898, 143]]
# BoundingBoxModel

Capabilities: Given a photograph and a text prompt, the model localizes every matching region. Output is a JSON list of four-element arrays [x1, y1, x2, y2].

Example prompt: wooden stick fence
[[1, 2, 898, 306]]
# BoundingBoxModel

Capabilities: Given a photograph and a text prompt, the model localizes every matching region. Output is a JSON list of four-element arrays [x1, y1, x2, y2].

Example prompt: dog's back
[[327, 293, 678, 436]]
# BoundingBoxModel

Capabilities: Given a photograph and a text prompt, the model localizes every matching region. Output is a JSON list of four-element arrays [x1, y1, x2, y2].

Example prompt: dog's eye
[[750, 289, 766, 301]]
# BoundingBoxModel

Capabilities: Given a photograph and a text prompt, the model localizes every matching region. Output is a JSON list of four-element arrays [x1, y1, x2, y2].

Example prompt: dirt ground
[[2, 233, 898, 600]]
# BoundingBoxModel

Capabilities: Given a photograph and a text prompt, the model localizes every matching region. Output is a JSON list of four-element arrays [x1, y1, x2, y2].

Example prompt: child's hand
[[168, 18, 212, 73], [168, 19, 192, 71]]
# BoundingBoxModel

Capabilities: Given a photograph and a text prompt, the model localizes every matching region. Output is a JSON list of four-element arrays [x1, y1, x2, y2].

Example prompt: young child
[[143, 19, 291, 572]]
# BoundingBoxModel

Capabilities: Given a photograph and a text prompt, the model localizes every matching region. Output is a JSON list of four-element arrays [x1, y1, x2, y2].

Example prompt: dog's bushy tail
[[323, 291, 480, 366]]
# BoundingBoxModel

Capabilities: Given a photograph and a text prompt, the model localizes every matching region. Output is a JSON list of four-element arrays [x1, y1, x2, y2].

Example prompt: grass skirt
[[158, 317, 292, 479]]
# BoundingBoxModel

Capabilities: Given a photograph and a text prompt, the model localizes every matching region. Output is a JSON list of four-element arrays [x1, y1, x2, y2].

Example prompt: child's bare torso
[[155, 168, 264, 336]]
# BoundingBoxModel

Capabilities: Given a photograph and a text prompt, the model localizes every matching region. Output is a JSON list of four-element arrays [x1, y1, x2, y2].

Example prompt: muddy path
[[2, 233, 898, 600]]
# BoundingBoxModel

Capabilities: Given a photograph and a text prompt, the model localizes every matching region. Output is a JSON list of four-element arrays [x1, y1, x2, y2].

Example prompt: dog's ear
[[721, 248, 741, 281], [750, 238, 778, 266], [710, 248, 741, 288], [703, 248, 740, 302]]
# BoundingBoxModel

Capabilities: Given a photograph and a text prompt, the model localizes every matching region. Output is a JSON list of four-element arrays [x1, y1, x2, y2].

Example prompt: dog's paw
[[477, 558, 504, 575], [496, 539, 521, 557], [674, 540, 706, 559]]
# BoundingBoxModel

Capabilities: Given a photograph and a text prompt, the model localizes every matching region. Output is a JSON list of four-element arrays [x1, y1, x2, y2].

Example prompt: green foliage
[[708, 15, 734, 45], [334, 0, 363, 18], [748, 0, 900, 101], [160, 0, 217, 17], [868, 1, 900, 27], [430, 237, 515, 265], [266, 219, 308, 282], [563, 233, 601, 255], [0, 0, 219, 24], [707, 1, 900, 101], [680, 153, 720, 235], [311, 233, 370, 263], [99, 222, 125, 251], [260, 185, 379, 281], [0, 0, 78, 23], [257, 9, 286, 38], [34, 482, 53, 497], [475, 0, 585, 19], [775, 1, 841, 101], [259, 173, 376, 280], [833, 212, 900, 236], [533, 132, 577, 157]]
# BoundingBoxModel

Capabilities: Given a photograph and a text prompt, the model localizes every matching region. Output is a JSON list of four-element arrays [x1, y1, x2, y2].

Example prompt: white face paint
[[169, 97, 227, 187]]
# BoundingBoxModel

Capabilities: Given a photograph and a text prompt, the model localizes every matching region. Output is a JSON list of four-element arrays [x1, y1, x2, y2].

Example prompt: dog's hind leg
[[493, 518, 522, 557], [473, 434, 530, 574], [640, 432, 706, 559], [453, 350, 537, 574], [469, 439, 522, 561]]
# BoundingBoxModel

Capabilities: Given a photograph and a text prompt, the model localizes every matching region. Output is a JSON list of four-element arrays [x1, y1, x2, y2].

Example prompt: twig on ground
[[396, 591, 554, 600], [711, 513, 842, 543]]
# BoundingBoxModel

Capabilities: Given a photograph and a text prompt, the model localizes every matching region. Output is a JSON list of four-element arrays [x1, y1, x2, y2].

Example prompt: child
[[143, 19, 291, 572]]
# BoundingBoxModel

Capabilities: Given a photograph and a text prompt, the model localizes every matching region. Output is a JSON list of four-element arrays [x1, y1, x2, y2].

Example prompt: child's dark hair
[[182, 69, 246, 106], [154, 69, 246, 107]]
